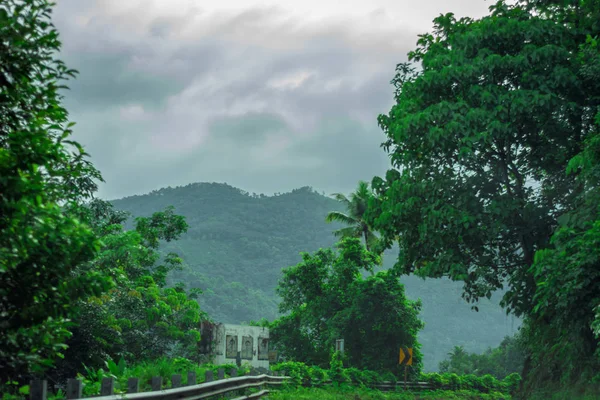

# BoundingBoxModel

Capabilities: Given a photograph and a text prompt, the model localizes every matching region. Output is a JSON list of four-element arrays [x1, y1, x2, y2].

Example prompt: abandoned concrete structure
[[199, 322, 271, 369]]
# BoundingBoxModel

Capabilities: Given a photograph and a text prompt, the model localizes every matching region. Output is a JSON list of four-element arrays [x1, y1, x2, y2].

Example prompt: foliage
[[419, 372, 518, 396], [522, 30, 600, 391], [6, 357, 248, 399], [0, 0, 111, 383], [368, 0, 600, 394], [329, 352, 350, 384], [269, 237, 424, 377], [270, 360, 516, 398], [438, 335, 525, 380], [51, 200, 205, 381], [326, 181, 380, 253]]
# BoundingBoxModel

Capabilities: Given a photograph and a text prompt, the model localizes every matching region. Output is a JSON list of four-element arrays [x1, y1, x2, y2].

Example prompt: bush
[[271, 361, 313, 386], [502, 372, 522, 395], [328, 351, 349, 384], [420, 372, 444, 389], [345, 368, 381, 385]]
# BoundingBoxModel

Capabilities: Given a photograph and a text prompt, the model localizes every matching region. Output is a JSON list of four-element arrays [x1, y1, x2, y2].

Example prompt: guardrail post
[[30, 379, 47, 400], [171, 374, 182, 388], [151, 376, 162, 391], [187, 371, 196, 386], [205, 370, 214, 382], [66, 378, 82, 399], [127, 377, 140, 393], [100, 377, 114, 396], [230, 369, 237, 377], [217, 368, 224, 380]]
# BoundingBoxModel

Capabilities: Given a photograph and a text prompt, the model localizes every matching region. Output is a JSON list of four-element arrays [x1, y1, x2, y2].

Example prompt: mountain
[[110, 182, 520, 371]]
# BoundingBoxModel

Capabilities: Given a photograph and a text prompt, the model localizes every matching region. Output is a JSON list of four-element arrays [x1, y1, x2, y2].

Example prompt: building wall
[[212, 323, 270, 369]]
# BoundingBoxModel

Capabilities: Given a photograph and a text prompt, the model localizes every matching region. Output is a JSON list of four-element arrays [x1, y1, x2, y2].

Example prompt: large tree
[[366, 0, 599, 394], [270, 238, 424, 378], [0, 0, 111, 383]]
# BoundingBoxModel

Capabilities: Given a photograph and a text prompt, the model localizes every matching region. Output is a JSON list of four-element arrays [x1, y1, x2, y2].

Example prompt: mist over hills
[[111, 182, 520, 371]]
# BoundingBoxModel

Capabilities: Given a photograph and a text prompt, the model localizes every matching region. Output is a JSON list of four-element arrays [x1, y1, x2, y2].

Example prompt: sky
[[53, 0, 494, 200]]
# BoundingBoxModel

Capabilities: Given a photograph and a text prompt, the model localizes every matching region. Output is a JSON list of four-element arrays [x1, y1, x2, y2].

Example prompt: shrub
[[502, 372, 522, 394]]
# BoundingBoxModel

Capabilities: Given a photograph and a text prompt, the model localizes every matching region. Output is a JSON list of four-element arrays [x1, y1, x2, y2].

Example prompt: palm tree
[[325, 181, 380, 252]]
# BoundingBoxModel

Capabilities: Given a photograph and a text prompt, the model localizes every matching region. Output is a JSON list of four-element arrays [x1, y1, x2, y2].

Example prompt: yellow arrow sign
[[399, 347, 413, 366], [399, 348, 406, 365]]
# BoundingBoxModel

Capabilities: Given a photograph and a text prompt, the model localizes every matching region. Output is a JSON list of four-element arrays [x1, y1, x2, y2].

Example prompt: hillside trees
[[0, 0, 111, 382], [269, 238, 424, 378], [367, 0, 599, 393]]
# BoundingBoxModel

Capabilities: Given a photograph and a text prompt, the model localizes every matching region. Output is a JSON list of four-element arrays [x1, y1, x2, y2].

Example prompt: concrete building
[[199, 322, 271, 369]]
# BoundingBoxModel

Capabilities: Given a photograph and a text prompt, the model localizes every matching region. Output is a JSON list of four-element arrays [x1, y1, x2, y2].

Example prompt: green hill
[[110, 182, 520, 371]]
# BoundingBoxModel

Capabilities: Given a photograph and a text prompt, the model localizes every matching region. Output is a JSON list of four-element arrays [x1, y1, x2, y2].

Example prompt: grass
[[266, 386, 512, 400]]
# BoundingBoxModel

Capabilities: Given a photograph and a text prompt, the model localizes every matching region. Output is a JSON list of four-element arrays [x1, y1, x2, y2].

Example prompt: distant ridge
[[111, 181, 520, 371]]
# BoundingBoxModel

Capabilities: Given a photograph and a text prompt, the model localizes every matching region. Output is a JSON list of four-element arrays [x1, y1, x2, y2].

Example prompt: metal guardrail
[[29, 374, 289, 400], [91, 375, 288, 400], [307, 379, 434, 391]]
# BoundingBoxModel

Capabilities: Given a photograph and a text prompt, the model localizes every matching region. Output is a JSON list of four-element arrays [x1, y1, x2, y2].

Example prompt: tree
[[270, 238, 424, 377], [522, 32, 600, 393], [0, 0, 110, 383], [367, 0, 599, 393], [51, 200, 205, 382], [439, 336, 525, 380], [326, 181, 380, 252]]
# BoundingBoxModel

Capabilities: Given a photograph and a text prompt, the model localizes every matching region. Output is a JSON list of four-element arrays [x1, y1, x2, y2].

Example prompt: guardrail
[[304, 379, 436, 391], [29, 370, 290, 400]]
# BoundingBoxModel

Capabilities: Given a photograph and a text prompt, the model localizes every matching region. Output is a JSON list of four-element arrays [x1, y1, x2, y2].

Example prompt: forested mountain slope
[[111, 182, 520, 370]]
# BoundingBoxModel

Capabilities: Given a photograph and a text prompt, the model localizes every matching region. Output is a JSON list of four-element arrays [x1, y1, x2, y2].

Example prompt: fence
[[29, 369, 290, 400]]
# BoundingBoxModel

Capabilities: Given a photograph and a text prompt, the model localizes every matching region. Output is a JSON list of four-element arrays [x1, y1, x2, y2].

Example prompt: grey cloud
[[207, 112, 289, 145], [50, 0, 429, 199]]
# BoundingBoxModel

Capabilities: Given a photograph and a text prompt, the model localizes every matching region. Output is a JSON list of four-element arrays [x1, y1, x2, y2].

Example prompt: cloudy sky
[[53, 0, 493, 200]]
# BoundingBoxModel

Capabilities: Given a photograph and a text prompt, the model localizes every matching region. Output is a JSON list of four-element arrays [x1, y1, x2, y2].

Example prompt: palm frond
[[325, 211, 358, 226], [330, 193, 351, 206], [332, 226, 360, 238]]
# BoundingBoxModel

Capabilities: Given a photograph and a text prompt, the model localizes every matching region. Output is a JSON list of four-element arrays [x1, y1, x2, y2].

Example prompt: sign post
[[335, 339, 345, 354], [398, 347, 413, 390]]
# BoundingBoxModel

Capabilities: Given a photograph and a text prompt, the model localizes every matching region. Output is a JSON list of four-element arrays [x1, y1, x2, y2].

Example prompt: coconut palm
[[325, 181, 380, 252]]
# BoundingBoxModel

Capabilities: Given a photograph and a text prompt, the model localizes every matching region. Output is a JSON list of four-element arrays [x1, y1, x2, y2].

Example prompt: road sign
[[399, 347, 413, 366]]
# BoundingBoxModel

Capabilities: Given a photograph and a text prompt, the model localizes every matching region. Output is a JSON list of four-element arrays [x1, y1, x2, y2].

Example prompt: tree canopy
[[0, 0, 110, 382], [367, 0, 600, 394], [269, 238, 424, 378]]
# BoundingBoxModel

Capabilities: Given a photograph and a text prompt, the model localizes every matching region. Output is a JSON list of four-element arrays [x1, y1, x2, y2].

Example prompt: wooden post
[[127, 378, 140, 393], [30, 379, 47, 400], [217, 368, 224, 380], [205, 370, 214, 382], [404, 365, 407, 391], [187, 371, 196, 386], [171, 374, 182, 388], [151, 376, 162, 391], [100, 377, 114, 396], [66, 379, 82, 399]]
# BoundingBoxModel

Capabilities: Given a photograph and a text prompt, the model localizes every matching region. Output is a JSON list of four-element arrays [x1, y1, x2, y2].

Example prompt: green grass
[[267, 386, 511, 400]]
